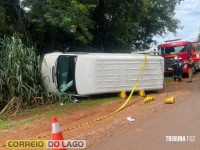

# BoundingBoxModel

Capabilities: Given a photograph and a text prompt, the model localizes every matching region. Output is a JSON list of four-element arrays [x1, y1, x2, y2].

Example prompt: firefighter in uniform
[[187, 56, 194, 82], [171, 56, 183, 82]]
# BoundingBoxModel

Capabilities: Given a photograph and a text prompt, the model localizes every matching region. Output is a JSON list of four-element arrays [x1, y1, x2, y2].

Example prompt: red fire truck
[[157, 39, 200, 74]]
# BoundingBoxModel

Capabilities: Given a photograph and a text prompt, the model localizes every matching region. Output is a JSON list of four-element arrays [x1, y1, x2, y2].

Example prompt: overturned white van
[[41, 52, 164, 96]]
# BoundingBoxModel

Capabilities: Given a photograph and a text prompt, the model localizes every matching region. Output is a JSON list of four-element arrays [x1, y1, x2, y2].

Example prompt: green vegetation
[[0, 36, 46, 111], [0, 0, 182, 111], [0, 120, 15, 130], [0, 96, 119, 130], [1, 0, 182, 53], [0, 36, 72, 112]]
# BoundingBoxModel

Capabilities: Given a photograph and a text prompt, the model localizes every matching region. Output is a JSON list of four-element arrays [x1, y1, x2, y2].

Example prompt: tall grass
[[0, 36, 47, 113]]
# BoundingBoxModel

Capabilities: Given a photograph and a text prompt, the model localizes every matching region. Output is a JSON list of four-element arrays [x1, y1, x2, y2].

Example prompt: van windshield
[[57, 55, 77, 93], [159, 46, 187, 55]]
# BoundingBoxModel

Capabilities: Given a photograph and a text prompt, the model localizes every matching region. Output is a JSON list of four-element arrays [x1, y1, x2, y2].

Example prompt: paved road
[[88, 93, 200, 150]]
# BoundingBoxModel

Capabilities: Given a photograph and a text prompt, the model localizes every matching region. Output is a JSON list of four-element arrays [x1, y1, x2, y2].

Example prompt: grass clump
[[0, 35, 47, 114]]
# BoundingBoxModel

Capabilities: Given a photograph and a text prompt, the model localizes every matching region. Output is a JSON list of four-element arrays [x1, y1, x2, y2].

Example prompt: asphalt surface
[[88, 93, 200, 150]]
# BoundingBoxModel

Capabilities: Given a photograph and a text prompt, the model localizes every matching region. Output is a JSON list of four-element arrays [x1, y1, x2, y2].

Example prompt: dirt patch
[[0, 72, 200, 150]]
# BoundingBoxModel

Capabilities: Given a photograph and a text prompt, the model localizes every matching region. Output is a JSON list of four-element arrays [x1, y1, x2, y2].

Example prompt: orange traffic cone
[[52, 116, 67, 150]]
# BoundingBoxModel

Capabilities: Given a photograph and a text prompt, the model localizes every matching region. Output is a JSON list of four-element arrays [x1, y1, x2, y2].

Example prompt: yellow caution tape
[[61, 54, 147, 131], [0, 54, 147, 147]]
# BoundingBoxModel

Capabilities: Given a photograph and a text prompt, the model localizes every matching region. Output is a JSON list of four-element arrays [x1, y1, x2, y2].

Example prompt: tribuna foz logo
[[166, 136, 195, 142]]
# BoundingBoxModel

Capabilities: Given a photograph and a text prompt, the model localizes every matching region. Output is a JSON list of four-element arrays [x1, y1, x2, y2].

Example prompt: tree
[[88, 0, 135, 52], [134, 0, 182, 49], [87, 0, 182, 51], [20, 0, 182, 53], [0, 0, 26, 38], [22, 0, 95, 53]]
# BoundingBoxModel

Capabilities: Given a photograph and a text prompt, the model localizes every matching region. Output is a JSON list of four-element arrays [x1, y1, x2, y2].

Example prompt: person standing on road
[[171, 56, 184, 82], [187, 56, 194, 82]]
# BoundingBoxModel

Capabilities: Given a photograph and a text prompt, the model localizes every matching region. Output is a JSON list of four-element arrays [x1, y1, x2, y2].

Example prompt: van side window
[[57, 56, 77, 93]]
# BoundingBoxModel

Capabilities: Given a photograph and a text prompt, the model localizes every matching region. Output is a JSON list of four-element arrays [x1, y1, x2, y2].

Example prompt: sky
[[153, 0, 200, 46]]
